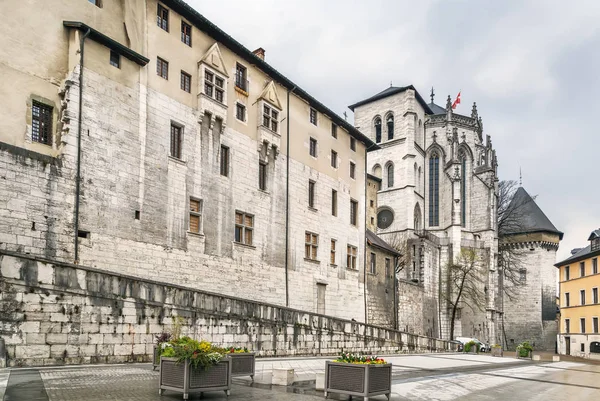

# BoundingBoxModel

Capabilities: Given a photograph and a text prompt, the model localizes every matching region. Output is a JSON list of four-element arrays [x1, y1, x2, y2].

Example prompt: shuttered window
[[235, 211, 253, 246], [305, 232, 318, 260], [189, 198, 202, 233]]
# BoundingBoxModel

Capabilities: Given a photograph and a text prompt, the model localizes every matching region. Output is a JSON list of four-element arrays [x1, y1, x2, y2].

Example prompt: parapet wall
[[0, 251, 456, 367]]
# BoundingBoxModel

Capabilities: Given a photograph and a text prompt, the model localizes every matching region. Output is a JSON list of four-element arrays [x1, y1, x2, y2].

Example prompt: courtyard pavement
[[1, 353, 600, 400]]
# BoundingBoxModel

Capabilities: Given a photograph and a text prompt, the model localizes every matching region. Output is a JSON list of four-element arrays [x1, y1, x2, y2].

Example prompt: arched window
[[372, 164, 382, 179], [414, 203, 422, 231], [374, 117, 382, 143], [413, 163, 417, 188], [387, 114, 394, 140], [387, 163, 394, 188], [428, 152, 439, 226], [459, 150, 467, 228]]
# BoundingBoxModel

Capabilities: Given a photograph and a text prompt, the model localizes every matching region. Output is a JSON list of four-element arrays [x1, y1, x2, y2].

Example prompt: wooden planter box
[[158, 357, 231, 399], [491, 347, 503, 357], [324, 361, 391, 400], [153, 345, 161, 371], [227, 353, 255, 380]]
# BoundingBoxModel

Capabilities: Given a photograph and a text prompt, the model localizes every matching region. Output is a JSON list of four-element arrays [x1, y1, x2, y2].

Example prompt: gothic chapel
[[350, 86, 501, 343]]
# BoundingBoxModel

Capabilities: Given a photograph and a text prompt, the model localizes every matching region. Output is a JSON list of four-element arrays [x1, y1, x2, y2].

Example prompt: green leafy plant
[[464, 340, 480, 353], [517, 341, 533, 357], [334, 351, 387, 365], [160, 337, 225, 369]]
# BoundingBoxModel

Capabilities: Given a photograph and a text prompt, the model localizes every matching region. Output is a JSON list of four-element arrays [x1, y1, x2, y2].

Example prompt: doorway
[[565, 337, 571, 355]]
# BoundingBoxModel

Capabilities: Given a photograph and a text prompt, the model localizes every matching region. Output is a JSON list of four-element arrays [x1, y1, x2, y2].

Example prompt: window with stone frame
[[593, 287, 598, 304], [189, 198, 202, 234], [594, 317, 599, 334], [370, 252, 376, 274], [236, 103, 246, 121], [235, 63, 248, 92], [170, 123, 182, 159], [593, 258, 598, 274], [308, 180, 316, 208], [374, 117, 382, 143], [429, 151, 440, 226], [350, 137, 356, 152], [386, 114, 394, 140], [309, 137, 317, 157], [386, 163, 393, 187], [580, 261, 586, 277], [310, 108, 317, 125], [204, 69, 225, 103], [220, 145, 229, 177], [157, 57, 168, 79], [180, 71, 191, 93], [350, 199, 358, 226], [262, 104, 279, 132], [157, 3, 169, 31], [331, 123, 337, 138], [385, 258, 391, 278], [330, 239, 336, 265], [31, 100, 52, 145], [350, 162, 356, 179], [347, 245, 357, 270], [331, 150, 337, 168], [331, 189, 337, 216], [565, 292, 570, 307], [305, 232, 318, 260], [258, 161, 267, 190], [565, 318, 570, 333], [181, 21, 192, 46], [109, 50, 120, 68], [235, 211, 253, 246], [581, 289, 586, 305], [581, 318, 586, 334], [565, 265, 570, 280]]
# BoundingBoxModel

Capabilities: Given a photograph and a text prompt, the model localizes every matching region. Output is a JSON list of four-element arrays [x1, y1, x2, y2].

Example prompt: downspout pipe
[[363, 143, 376, 324], [74, 27, 91, 264], [285, 86, 296, 307]]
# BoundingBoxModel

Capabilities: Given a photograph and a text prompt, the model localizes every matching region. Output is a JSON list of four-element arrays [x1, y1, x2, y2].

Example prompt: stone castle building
[[501, 187, 562, 351], [350, 87, 502, 343], [0, 0, 379, 322]]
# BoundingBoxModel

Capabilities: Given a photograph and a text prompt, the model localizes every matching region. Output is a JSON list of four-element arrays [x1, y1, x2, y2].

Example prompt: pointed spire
[[446, 95, 452, 110], [519, 168, 523, 187], [430, 87, 435, 103], [471, 102, 478, 119]]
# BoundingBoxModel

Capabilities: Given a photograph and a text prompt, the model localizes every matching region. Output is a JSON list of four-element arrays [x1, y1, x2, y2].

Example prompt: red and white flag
[[451, 91, 461, 109]]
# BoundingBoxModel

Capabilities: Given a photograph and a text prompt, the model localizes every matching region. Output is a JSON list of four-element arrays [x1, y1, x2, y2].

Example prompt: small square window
[[157, 4, 169, 31], [236, 103, 246, 121], [331, 123, 337, 138], [109, 50, 120, 68], [309, 137, 317, 157], [180, 71, 191, 93], [157, 57, 168, 79], [350, 137, 356, 151], [181, 21, 192, 46], [310, 108, 317, 125]]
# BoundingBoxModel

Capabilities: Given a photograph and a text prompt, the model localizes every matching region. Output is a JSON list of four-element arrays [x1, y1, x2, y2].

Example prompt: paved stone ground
[[1, 354, 600, 400]]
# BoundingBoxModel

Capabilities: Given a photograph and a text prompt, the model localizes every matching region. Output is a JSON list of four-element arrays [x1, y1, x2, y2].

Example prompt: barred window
[[157, 57, 168, 79], [235, 211, 253, 246], [157, 4, 169, 31], [330, 239, 336, 265], [310, 108, 317, 125], [180, 71, 191, 93], [262, 104, 279, 132], [309, 138, 317, 157], [347, 245, 357, 269], [181, 21, 192, 46], [31, 101, 52, 145], [189, 198, 202, 233], [305, 232, 318, 260], [170, 123, 182, 159]]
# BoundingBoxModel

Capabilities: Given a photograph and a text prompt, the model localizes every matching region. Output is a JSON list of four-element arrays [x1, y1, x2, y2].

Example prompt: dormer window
[[262, 104, 279, 133], [593, 237, 600, 252], [204, 69, 225, 103]]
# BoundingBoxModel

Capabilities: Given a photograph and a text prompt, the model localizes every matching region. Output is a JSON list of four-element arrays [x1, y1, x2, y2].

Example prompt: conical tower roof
[[503, 187, 563, 239]]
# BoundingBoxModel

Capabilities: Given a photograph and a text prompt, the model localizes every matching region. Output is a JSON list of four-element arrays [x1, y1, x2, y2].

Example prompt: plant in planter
[[153, 332, 171, 371], [516, 341, 533, 359], [224, 347, 255, 381], [464, 340, 480, 354], [324, 352, 391, 400], [158, 337, 231, 399], [491, 344, 503, 357]]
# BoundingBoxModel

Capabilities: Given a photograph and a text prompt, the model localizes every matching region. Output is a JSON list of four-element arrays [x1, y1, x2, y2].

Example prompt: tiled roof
[[366, 229, 401, 256], [503, 187, 563, 239]]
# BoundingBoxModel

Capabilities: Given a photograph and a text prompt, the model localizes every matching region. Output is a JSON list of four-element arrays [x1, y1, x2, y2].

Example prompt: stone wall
[[0, 251, 456, 367]]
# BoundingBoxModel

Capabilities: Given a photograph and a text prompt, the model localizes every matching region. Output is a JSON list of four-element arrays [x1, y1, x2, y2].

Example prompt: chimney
[[252, 47, 265, 61]]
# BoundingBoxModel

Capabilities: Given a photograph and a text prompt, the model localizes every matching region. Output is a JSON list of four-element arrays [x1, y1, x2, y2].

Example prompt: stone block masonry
[[0, 251, 456, 367]]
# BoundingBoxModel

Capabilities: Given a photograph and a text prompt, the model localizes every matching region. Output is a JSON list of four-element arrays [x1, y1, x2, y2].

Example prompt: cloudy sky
[[189, 0, 600, 261]]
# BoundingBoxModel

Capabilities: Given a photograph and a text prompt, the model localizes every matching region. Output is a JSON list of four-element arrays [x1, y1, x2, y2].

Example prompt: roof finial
[[430, 87, 435, 103], [343, 111, 348, 121], [390, 80, 393, 87], [446, 95, 452, 110], [519, 167, 522, 187]]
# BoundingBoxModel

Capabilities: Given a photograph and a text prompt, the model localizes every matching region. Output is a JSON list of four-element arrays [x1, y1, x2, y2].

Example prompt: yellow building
[[556, 229, 600, 358]]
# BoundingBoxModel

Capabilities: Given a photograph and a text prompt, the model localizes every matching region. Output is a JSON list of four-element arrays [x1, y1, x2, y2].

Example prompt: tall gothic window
[[387, 163, 394, 188], [374, 117, 382, 143], [429, 152, 439, 226], [460, 150, 467, 227], [387, 114, 394, 140]]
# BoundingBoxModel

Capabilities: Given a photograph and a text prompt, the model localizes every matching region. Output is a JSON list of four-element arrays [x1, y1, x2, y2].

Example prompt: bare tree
[[387, 232, 410, 276], [497, 180, 537, 300], [446, 248, 486, 341]]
